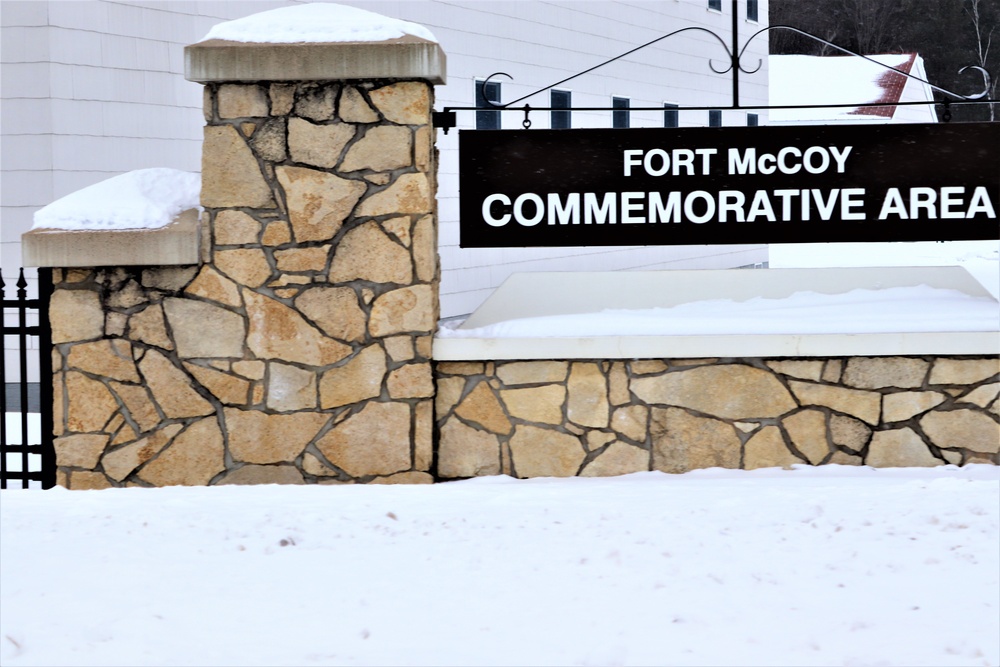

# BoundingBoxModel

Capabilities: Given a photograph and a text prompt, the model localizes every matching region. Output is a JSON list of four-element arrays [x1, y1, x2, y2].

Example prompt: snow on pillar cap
[[185, 3, 446, 84]]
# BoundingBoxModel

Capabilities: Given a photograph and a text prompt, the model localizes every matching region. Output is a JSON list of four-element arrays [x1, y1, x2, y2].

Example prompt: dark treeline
[[769, 0, 999, 121]]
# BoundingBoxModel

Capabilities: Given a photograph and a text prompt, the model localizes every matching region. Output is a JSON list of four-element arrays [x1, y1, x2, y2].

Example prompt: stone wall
[[50, 80, 439, 489], [434, 357, 1000, 478]]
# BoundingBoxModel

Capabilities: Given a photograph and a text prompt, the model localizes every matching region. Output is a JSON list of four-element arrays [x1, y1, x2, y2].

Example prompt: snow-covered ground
[[1, 466, 997, 667]]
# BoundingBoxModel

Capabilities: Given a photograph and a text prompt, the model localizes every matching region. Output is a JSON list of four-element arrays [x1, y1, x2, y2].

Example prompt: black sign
[[458, 122, 1000, 248]]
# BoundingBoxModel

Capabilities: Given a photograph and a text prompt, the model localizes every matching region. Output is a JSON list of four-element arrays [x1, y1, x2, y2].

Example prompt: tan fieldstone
[[67, 340, 139, 382], [608, 362, 631, 406], [509, 424, 585, 477], [384, 336, 414, 362], [941, 450, 963, 465], [244, 290, 352, 367], [388, 363, 434, 399], [866, 428, 942, 468], [251, 117, 287, 162], [830, 414, 871, 452], [958, 382, 998, 408], [216, 465, 305, 485], [65, 372, 118, 433], [765, 360, 824, 382], [184, 266, 241, 308], [438, 418, 501, 478], [412, 215, 437, 283], [232, 360, 265, 381], [781, 409, 829, 464], [435, 376, 466, 417], [50, 289, 103, 343], [567, 363, 609, 428], [302, 452, 339, 477], [53, 373, 65, 436], [967, 455, 997, 465], [213, 210, 260, 245], [883, 391, 948, 422], [54, 433, 108, 469], [340, 125, 412, 172], [295, 84, 336, 121], [69, 471, 112, 490], [369, 285, 436, 336], [141, 266, 198, 291], [105, 312, 127, 337], [203, 86, 213, 121], [581, 441, 649, 477], [218, 84, 268, 118], [329, 221, 413, 284], [259, 223, 290, 251], [316, 401, 411, 477], [843, 357, 929, 389], [734, 421, 760, 433], [266, 362, 316, 411], [415, 400, 433, 471], [356, 173, 431, 217], [107, 279, 145, 310], [162, 298, 245, 359], [319, 345, 386, 409], [586, 431, 617, 452], [651, 407, 741, 473], [438, 362, 484, 376], [382, 217, 412, 247], [823, 359, 843, 383], [183, 363, 249, 405], [370, 471, 434, 484], [214, 248, 272, 288], [138, 349, 214, 419], [276, 166, 366, 243], [500, 385, 566, 425], [630, 360, 668, 375], [633, 365, 797, 420], [929, 358, 1000, 386], [744, 425, 802, 470], [269, 83, 295, 115], [611, 404, 649, 442], [415, 125, 432, 172], [294, 287, 366, 343], [416, 336, 433, 359], [670, 358, 719, 367], [138, 417, 226, 486], [496, 361, 569, 386], [251, 383, 264, 405], [201, 125, 275, 208], [339, 86, 380, 123], [828, 450, 863, 465], [788, 380, 881, 425], [225, 409, 328, 464], [288, 117, 354, 169], [101, 424, 182, 482], [110, 382, 161, 432], [921, 409, 1000, 453], [275, 246, 330, 273], [368, 82, 430, 125], [455, 382, 512, 435]]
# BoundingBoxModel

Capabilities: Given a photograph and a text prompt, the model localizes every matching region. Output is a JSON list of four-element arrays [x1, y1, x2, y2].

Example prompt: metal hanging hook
[[522, 105, 532, 129]]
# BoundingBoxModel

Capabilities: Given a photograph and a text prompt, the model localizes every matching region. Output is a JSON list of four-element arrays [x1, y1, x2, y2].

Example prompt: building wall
[[3, 0, 769, 317]]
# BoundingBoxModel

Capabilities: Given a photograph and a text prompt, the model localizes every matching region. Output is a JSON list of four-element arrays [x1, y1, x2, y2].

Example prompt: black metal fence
[[1, 268, 55, 489]]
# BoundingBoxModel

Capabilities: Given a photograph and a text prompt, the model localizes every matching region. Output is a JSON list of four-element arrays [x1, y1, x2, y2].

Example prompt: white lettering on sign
[[726, 146, 853, 175], [878, 186, 998, 220], [623, 148, 718, 176]]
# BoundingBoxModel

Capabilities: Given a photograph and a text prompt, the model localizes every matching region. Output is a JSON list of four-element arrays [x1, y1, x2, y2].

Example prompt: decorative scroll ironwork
[[435, 0, 994, 132]]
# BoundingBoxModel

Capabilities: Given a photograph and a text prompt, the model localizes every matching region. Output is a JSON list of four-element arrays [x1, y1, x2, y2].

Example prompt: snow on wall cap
[[32, 169, 200, 231], [202, 3, 438, 44]]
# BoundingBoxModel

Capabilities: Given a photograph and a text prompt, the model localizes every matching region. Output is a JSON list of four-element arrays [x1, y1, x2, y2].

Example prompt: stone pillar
[[34, 28, 446, 488]]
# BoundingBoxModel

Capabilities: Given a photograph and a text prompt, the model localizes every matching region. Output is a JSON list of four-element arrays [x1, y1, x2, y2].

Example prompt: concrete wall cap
[[22, 209, 202, 268], [185, 38, 446, 84]]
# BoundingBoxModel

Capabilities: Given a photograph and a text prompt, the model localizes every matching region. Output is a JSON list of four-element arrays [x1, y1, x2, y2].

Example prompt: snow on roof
[[202, 3, 438, 45], [32, 168, 200, 231], [769, 53, 928, 123]]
